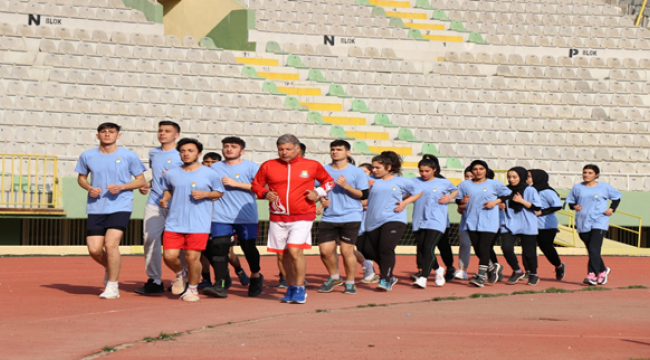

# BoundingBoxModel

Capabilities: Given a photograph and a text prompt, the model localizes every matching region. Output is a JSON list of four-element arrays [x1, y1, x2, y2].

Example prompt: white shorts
[[267, 221, 313, 253]]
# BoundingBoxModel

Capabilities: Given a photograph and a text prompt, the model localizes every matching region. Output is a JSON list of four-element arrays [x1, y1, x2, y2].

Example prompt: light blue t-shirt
[[211, 160, 259, 224], [161, 166, 225, 234], [365, 176, 420, 232], [75, 147, 147, 215], [321, 164, 369, 223], [456, 179, 512, 233], [147, 147, 183, 207], [565, 182, 622, 233], [411, 177, 457, 233], [538, 189, 562, 230], [503, 186, 542, 236]]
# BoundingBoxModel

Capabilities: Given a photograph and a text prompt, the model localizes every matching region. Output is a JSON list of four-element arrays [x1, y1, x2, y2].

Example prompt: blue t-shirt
[[456, 179, 512, 233], [161, 166, 225, 234], [147, 147, 182, 207], [538, 189, 562, 230], [411, 177, 457, 233], [365, 176, 419, 232], [503, 186, 542, 236], [321, 164, 369, 223], [565, 182, 622, 233], [75, 147, 147, 215], [210, 160, 259, 224]]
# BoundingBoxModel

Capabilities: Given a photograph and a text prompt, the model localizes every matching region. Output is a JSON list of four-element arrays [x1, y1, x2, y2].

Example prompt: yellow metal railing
[[637, 0, 648, 26], [0, 154, 60, 210]]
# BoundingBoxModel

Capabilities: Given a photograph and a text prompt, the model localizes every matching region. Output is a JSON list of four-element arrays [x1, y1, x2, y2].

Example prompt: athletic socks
[[153, 278, 162, 285], [478, 265, 488, 276], [188, 284, 198, 294], [175, 270, 184, 279], [331, 274, 341, 281], [345, 280, 354, 285], [107, 281, 118, 288], [514, 269, 524, 274]]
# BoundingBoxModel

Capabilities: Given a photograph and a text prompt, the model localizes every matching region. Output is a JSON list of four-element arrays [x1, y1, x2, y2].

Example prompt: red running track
[[0, 255, 648, 359]]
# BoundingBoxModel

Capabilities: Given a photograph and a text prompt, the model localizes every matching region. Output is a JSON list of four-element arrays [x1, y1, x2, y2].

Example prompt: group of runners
[[76, 121, 622, 303]]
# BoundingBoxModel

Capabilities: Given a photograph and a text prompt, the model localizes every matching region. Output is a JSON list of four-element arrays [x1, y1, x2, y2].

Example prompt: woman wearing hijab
[[527, 169, 565, 280], [500, 167, 542, 286], [456, 160, 511, 287]]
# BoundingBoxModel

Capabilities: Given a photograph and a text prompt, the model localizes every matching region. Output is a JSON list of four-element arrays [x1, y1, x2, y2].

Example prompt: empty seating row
[[434, 0, 618, 15], [256, 9, 392, 28], [484, 34, 647, 49], [248, 0, 372, 17], [0, 1, 148, 22], [494, 65, 646, 82], [256, 20, 415, 40], [446, 51, 650, 69], [471, 23, 642, 38]]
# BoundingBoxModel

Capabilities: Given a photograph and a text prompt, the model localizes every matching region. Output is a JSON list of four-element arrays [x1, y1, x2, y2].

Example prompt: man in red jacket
[[252, 134, 334, 304]]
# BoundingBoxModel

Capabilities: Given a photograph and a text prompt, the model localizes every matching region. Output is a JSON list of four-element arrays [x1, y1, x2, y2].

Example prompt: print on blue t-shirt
[[503, 186, 542, 236], [538, 189, 562, 230], [365, 176, 420, 232], [565, 182, 622, 233], [162, 166, 225, 234], [411, 177, 457, 233], [321, 164, 369, 223], [211, 160, 260, 224], [75, 147, 147, 214], [147, 147, 183, 207], [456, 179, 512, 233]]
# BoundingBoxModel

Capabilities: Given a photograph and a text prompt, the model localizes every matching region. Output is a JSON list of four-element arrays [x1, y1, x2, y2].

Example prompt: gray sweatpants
[[458, 230, 472, 269], [143, 203, 187, 281]]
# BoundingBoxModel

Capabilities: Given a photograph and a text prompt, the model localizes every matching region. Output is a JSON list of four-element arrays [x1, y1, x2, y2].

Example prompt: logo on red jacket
[[299, 170, 309, 178]]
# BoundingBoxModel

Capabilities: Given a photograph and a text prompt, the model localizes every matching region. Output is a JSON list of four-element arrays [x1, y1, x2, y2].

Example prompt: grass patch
[[618, 285, 649, 290], [542, 287, 572, 294], [511, 290, 541, 295], [432, 296, 465, 302], [206, 325, 215, 329], [581, 286, 611, 292], [102, 346, 116, 352], [315, 309, 328, 313], [158, 332, 180, 340], [143, 337, 156, 343], [469, 293, 508, 299]]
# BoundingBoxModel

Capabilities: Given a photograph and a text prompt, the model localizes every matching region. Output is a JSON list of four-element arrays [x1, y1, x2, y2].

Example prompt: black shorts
[[86, 212, 132, 237], [317, 222, 361, 245]]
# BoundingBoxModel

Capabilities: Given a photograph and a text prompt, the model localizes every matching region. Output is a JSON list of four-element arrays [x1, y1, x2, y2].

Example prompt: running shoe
[[197, 278, 212, 290], [362, 260, 375, 281], [170, 277, 187, 295], [527, 274, 540, 286], [278, 274, 288, 289], [506, 271, 525, 285], [181, 289, 200, 302], [522, 272, 530, 282], [469, 274, 486, 288], [454, 270, 469, 280], [280, 286, 296, 303], [445, 266, 456, 282], [413, 276, 427, 289], [583, 272, 598, 285], [99, 284, 120, 299], [597, 267, 610, 285], [203, 280, 228, 298], [343, 283, 357, 295], [410, 272, 422, 281], [135, 279, 165, 295], [248, 274, 264, 297], [292, 286, 307, 304], [360, 274, 380, 284], [236, 268, 250, 286], [435, 267, 446, 287], [555, 263, 566, 281], [487, 263, 502, 284], [318, 277, 344, 293]]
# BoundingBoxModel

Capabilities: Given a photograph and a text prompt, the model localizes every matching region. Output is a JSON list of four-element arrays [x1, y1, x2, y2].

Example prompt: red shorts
[[163, 232, 209, 251]]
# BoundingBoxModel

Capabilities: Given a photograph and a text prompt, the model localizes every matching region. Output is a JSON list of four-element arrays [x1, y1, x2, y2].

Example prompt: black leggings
[[537, 229, 562, 267], [579, 229, 607, 274], [367, 222, 407, 281], [490, 231, 499, 265], [468, 231, 497, 267], [437, 228, 454, 268], [356, 233, 376, 261], [501, 232, 538, 274], [239, 238, 261, 274], [414, 229, 443, 277]]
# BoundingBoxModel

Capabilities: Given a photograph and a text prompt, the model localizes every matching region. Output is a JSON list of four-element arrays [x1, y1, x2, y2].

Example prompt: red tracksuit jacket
[[251, 156, 334, 222]]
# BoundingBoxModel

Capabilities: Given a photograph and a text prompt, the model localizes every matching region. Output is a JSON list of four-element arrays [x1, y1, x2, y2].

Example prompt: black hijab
[[529, 169, 558, 195], [507, 166, 529, 212]]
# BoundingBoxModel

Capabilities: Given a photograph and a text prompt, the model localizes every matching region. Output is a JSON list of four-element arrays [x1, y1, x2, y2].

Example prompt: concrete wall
[[160, 0, 243, 40]]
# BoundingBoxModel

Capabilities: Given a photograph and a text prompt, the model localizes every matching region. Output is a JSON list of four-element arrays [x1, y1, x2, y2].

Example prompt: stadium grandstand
[[0, 0, 648, 252]]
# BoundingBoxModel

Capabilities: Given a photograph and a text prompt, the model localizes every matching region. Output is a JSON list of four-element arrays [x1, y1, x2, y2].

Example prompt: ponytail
[[371, 151, 402, 176], [347, 156, 356, 165]]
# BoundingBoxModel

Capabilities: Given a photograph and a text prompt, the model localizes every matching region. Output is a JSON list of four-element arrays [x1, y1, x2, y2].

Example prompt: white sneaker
[[435, 267, 446, 287], [99, 285, 120, 299], [413, 276, 427, 289], [362, 260, 375, 282], [454, 270, 468, 280], [171, 277, 186, 295]]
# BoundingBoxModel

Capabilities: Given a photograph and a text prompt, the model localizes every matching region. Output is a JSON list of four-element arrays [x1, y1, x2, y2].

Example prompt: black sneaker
[[135, 279, 165, 295], [410, 272, 422, 281], [278, 274, 288, 288], [522, 272, 530, 282], [445, 266, 456, 282], [203, 281, 228, 298], [469, 274, 485, 287], [527, 274, 540, 286], [506, 272, 525, 285], [487, 264, 502, 284], [555, 263, 566, 281], [224, 275, 232, 290], [248, 274, 264, 297]]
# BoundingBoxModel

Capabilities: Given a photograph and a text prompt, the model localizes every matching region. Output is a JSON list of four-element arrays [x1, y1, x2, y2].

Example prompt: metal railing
[[0, 153, 60, 211]]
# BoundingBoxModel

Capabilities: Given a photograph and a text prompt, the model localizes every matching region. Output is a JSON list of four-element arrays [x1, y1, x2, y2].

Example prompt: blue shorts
[[87, 212, 131, 237], [211, 223, 258, 240]]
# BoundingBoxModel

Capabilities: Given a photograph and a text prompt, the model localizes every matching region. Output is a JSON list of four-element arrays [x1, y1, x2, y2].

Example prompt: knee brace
[[206, 235, 231, 264]]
